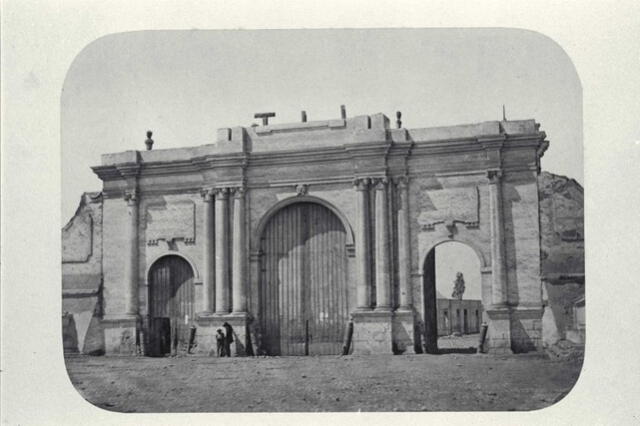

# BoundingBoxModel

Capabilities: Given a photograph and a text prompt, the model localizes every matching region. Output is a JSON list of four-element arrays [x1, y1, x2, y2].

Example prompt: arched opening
[[423, 241, 483, 354], [147, 255, 195, 356], [258, 201, 349, 355]]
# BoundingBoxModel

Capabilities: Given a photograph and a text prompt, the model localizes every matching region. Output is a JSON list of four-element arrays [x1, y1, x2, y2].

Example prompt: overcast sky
[[62, 28, 582, 223], [61, 29, 581, 295]]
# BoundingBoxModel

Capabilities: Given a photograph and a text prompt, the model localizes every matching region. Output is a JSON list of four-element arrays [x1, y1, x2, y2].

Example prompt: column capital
[[352, 177, 371, 191], [201, 188, 215, 202], [233, 186, 246, 198], [394, 175, 409, 189], [123, 189, 138, 205], [373, 177, 389, 190], [214, 187, 230, 199], [487, 169, 503, 184]]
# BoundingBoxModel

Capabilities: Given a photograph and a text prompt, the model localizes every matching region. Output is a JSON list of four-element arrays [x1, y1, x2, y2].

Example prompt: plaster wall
[[62, 193, 105, 354]]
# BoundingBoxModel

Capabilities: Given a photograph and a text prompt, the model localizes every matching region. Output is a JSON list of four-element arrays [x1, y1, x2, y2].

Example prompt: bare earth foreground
[[65, 351, 583, 412]]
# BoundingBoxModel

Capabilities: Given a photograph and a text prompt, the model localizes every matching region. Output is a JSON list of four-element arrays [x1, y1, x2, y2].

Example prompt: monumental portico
[[85, 110, 549, 356]]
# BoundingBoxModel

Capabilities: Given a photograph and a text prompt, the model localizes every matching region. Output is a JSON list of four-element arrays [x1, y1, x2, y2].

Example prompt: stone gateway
[[62, 111, 584, 356]]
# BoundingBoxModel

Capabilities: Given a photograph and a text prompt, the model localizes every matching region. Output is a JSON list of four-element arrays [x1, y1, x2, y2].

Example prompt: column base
[[350, 310, 393, 355], [392, 309, 415, 354], [102, 314, 140, 355], [484, 308, 513, 354], [195, 313, 251, 356]]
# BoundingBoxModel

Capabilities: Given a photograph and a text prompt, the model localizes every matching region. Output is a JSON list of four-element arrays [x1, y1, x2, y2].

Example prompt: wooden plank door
[[260, 202, 348, 356], [148, 256, 195, 355]]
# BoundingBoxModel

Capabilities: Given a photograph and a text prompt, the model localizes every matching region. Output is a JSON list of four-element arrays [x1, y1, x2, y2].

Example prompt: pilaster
[[200, 188, 215, 315], [231, 186, 247, 314], [214, 187, 230, 314], [487, 169, 508, 308], [374, 177, 392, 311], [353, 178, 372, 310]]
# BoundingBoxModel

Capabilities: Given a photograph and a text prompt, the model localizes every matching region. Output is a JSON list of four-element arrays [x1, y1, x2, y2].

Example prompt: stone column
[[123, 189, 139, 316], [231, 186, 247, 314], [215, 187, 230, 313], [354, 178, 372, 310], [396, 176, 412, 310], [374, 178, 391, 311], [488, 169, 508, 307], [200, 188, 215, 315]]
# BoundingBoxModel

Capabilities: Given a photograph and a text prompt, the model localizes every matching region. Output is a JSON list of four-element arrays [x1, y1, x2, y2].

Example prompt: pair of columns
[[201, 186, 247, 315], [120, 186, 247, 318], [353, 177, 412, 312]]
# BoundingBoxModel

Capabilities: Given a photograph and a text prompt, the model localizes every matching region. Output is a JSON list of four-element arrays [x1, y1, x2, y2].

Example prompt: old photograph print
[[61, 29, 584, 412]]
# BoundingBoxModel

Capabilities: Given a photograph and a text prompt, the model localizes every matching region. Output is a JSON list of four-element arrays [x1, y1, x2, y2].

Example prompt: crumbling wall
[[538, 172, 584, 347], [62, 192, 105, 355]]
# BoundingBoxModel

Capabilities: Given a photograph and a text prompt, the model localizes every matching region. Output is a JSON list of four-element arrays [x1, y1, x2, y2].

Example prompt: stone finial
[[502, 104, 507, 121], [301, 111, 307, 122], [254, 112, 275, 126], [396, 111, 402, 129], [340, 105, 347, 119], [145, 131, 154, 151]]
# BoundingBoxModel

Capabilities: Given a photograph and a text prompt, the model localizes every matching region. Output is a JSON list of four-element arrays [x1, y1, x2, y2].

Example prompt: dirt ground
[[65, 348, 583, 412]]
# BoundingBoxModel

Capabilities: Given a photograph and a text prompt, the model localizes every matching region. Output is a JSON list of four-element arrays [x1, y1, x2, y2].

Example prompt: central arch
[[259, 201, 349, 355]]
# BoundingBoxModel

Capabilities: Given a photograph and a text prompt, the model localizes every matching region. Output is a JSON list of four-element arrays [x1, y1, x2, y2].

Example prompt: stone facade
[[62, 111, 584, 356]]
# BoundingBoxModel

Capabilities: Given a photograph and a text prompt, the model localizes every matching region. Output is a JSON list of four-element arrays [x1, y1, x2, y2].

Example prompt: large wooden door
[[260, 202, 349, 355], [148, 255, 195, 356]]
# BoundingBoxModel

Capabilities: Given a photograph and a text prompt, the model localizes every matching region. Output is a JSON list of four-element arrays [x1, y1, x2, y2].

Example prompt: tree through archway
[[423, 241, 483, 354]]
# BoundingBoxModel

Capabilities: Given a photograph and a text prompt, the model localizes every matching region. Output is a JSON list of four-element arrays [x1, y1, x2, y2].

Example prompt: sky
[[61, 29, 582, 292], [435, 242, 481, 300], [62, 28, 582, 224]]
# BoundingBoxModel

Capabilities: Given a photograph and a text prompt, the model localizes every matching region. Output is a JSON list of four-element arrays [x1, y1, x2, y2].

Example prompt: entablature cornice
[[248, 146, 349, 167]]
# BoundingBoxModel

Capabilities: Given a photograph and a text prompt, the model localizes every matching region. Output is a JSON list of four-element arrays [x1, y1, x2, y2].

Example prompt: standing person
[[223, 322, 234, 357], [216, 329, 225, 357]]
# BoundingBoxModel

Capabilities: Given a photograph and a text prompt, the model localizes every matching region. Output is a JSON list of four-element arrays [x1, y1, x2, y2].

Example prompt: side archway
[[146, 254, 196, 356], [421, 239, 486, 354], [145, 251, 200, 285]]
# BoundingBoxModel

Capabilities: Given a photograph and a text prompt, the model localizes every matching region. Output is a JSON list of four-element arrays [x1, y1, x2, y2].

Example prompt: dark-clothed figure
[[223, 322, 234, 357], [216, 329, 225, 357]]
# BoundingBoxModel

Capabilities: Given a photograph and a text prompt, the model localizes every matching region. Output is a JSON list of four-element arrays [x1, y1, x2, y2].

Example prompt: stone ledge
[[351, 310, 394, 321], [196, 312, 249, 325], [102, 315, 139, 326], [393, 308, 415, 319]]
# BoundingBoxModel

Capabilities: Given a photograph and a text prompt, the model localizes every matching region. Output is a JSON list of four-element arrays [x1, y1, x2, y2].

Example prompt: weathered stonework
[[61, 112, 583, 357], [538, 172, 585, 347]]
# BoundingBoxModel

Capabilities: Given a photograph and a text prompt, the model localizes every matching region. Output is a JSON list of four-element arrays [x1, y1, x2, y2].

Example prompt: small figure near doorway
[[223, 322, 234, 357], [216, 329, 226, 357]]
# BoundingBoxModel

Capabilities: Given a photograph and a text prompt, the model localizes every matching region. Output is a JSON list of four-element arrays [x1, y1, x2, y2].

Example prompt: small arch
[[253, 195, 355, 247], [145, 251, 200, 285], [420, 237, 488, 269]]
